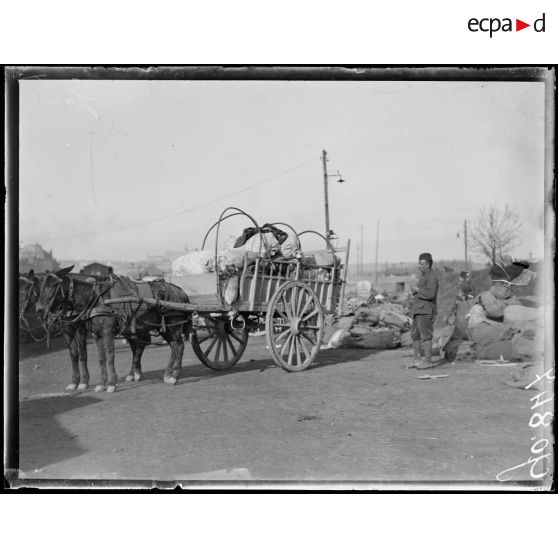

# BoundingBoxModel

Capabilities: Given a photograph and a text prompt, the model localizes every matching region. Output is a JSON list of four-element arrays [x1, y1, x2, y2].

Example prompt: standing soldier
[[409, 252, 438, 369]]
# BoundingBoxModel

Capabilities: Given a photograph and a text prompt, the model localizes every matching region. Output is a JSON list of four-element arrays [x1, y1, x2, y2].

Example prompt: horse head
[[19, 269, 41, 316], [36, 265, 74, 318]]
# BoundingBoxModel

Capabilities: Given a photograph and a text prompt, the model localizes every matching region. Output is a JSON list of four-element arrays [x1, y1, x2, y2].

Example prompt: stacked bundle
[[439, 278, 544, 362], [326, 297, 411, 350]]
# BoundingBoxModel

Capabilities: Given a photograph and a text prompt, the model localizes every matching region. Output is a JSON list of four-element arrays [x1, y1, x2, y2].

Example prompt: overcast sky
[[18, 79, 546, 264]]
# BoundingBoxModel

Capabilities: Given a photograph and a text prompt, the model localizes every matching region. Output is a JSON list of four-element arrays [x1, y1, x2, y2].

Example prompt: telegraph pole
[[322, 150, 330, 239], [374, 219, 380, 286], [357, 244, 360, 277], [360, 225, 364, 273], [464, 220, 469, 271]]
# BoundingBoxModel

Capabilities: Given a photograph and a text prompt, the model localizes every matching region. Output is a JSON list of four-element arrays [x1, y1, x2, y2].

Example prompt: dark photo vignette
[[4, 64, 555, 493]]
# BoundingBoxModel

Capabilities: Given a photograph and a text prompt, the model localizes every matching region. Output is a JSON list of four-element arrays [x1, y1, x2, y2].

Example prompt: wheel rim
[[266, 282, 324, 372], [191, 315, 249, 370]]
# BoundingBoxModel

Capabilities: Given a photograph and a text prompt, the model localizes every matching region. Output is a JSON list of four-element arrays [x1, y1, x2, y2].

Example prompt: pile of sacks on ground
[[326, 293, 412, 350], [436, 282, 544, 362]]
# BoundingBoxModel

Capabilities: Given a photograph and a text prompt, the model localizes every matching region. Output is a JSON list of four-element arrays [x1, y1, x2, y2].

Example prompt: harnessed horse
[[105, 273, 192, 385], [36, 267, 113, 391], [36, 266, 192, 392]]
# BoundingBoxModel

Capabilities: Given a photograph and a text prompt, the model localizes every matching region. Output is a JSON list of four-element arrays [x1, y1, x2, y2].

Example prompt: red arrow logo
[[516, 19, 530, 31]]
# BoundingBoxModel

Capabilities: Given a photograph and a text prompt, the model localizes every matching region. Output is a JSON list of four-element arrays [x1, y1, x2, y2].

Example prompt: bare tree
[[470, 205, 522, 264]]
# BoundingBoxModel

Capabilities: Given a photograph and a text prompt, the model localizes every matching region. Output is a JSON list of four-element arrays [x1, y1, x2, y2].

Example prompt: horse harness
[[40, 273, 113, 324], [40, 273, 189, 338], [102, 276, 191, 336], [19, 275, 48, 342], [19, 275, 38, 316]]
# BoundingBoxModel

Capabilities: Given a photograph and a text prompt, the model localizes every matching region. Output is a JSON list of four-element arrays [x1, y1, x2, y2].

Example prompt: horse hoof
[[94, 384, 105, 392], [134, 373, 142, 382], [77, 383, 88, 390], [125, 374, 134, 382], [167, 376, 177, 385], [65, 383, 78, 391], [106, 385, 117, 393]]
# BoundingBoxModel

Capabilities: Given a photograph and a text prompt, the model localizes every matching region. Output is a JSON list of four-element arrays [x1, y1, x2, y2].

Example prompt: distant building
[[374, 274, 415, 294], [19, 243, 59, 273], [145, 251, 184, 273], [81, 262, 114, 278], [140, 264, 165, 278]]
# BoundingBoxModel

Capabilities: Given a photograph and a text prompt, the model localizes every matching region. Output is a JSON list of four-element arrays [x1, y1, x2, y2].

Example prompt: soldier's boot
[[417, 341, 433, 369], [409, 340, 423, 368]]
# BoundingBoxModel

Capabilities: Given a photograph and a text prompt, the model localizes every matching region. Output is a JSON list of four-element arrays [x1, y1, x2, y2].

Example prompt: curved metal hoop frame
[[296, 230, 336, 259], [269, 222, 302, 253]]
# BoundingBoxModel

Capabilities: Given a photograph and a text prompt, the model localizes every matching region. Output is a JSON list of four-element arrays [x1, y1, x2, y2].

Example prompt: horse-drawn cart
[[105, 208, 350, 372]]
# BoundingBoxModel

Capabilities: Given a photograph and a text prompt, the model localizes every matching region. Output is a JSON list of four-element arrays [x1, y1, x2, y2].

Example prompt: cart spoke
[[302, 325, 321, 330], [275, 309, 289, 322], [203, 334, 219, 357], [222, 336, 229, 362], [274, 328, 291, 344], [288, 335, 296, 365], [290, 286, 298, 317], [299, 295, 313, 319], [297, 338, 303, 365], [225, 334, 238, 356], [296, 288, 306, 315], [281, 292, 293, 320], [301, 307, 320, 322], [292, 336, 300, 366], [280, 333, 293, 357], [229, 331, 245, 344], [214, 338, 222, 362], [197, 334, 213, 344], [301, 330, 317, 347]]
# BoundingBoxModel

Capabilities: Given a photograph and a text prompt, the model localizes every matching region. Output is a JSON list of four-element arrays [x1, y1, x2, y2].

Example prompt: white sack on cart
[[240, 232, 280, 256], [172, 249, 246, 277], [215, 250, 245, 275], [172, 250, 215, 276], [280, 230, 299, 259]]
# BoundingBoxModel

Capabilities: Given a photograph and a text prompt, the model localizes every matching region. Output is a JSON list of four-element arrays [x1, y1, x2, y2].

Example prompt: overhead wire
[[20, 157, 316, 243]]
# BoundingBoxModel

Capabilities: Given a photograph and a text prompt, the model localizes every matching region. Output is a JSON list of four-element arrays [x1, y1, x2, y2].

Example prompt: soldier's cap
[[418, 252, 433, 264]]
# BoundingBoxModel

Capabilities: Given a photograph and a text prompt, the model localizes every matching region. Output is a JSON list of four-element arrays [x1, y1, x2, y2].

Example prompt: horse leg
[[132, 339, 146, 381], [76, 323, 90, 390], [125, 338, 137, 382], [171, 323, 185, 382], [93, 326, 108, 392], [161, 329, 177, 384], [65, 331, 81, 390], [104, 319, 118, 391]]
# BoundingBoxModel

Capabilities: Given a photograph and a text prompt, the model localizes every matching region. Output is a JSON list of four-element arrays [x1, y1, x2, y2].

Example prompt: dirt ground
[[13, 332, 547, 487]]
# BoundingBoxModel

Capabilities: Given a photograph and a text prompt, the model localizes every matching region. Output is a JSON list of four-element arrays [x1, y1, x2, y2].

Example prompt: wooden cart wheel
[[265, 281, 325, 372], [190, 315, 249, 370]]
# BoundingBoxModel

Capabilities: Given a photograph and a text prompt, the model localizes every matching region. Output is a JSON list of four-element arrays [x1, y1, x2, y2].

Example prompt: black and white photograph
[[5, 66, 555, 490]]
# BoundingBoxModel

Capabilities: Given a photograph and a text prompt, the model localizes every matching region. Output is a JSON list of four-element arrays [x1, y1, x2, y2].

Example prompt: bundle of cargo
[[439, 262, 543, 362], [325, 297, 410, 350], [327, 325, 401, 350]]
